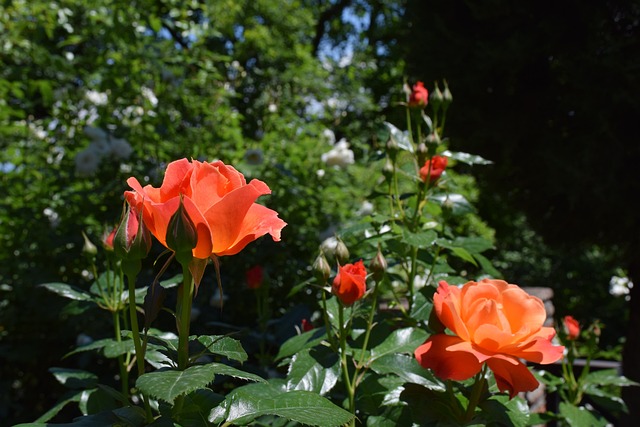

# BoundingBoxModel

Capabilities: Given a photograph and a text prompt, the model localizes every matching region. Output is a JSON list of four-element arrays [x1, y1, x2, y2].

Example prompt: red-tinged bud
[[166, 196, 197, 265], [114, 204, 151, 261], [103, 227, 116, 251]]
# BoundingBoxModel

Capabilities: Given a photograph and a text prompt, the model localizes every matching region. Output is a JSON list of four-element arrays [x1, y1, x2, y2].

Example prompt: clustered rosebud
[[419, 155, 448, 183], [563, 315, 581, 340], [408, 81, 429, 108]]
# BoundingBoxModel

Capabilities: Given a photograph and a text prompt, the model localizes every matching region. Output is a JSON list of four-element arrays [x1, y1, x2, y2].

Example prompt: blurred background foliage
[[1, 0, 638, 425]]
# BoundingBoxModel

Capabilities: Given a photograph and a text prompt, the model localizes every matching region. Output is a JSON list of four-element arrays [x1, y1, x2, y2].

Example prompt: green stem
[[338, 304, 356, 426], [464, 367, 487, 423], [176, 263, 194, 370], [126, 273, 152, 421], [113, 310, 129, 398]]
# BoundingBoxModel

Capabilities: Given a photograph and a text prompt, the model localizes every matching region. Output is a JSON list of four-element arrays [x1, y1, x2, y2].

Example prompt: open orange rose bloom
[[415, 279, 564, 398], [125, 158, 286, 259]]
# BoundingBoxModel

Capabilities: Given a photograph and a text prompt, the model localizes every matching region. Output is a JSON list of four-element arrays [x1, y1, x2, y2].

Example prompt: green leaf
[[40, 282, 93, 301], [211, 382, 354, 426], [370, 354, 445, 391], [431, 194, 475, 215], [204, 362, 265, 383], [584, 369, 639, 387], [276, 327, 327, 361], [137, 365, 216, 404], [286, 347, 340, 395], [442, 150, 493, 165], [49, 368, 98, 389], [478, 394, 530, 427], [137, 363, 263, 404], [400, 383, 465, 425], [559, 402, 608, 427], [174, 389, 225, 427], [384, 122, 413, 153], [149, 15, 163, 32], [64, 338, 135, 359], [196, 335, 248, 363], [402, 229, 437, 248], [410, 286, 434, 322], [369, 327, 428, 363], [31, 391, 84, 423], [474, 253, 502, 278], [435, 238, 479, 266], [453, 236, 494, 254]]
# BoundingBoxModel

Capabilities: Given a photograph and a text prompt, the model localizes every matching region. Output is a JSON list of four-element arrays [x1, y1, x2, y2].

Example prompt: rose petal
[[486, 355, 540, 398], [415, 334, 483, 381]]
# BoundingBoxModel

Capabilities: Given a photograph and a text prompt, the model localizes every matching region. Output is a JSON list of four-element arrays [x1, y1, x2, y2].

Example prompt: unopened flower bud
[[334, 238, 350, 265], [382, 158, 395, 181], [166, 197, 197, 264], [442, 80, 453, 108], [114, 204, 151, 261], [82, 231, 98, 257], [313, 252, 331, 283], [416, 142, 429, 166], [386, 137, 399, 161], [369, 247, 388, 282], [426, 132, 441, 147], [429, 82, 444, 112]]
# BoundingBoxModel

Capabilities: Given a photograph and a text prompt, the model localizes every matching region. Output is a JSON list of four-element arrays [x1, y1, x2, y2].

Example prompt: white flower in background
[[610, 275, 634, 299], [320, 236, 339, 259], [321, 138, 354, 168], [75, 146, 101, 176], [364, 223, 391, 239], [110, 138, 133, 159], [244, 148, 264, 165], [357, 201, 374, 216], [43, 207, 60, 228], [83, 125, 108, 141], [85, 89, 108, 106], [316, 169, 325, 178], [141, 86, 158, 107], [413, 273, 428, 291], [322, 129, 336, 145], [268, 103, 278, 113]]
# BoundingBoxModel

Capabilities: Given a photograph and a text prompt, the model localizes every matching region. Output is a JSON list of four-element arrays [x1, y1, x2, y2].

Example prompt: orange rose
[[419, 155, 448, 182], [415, 279, 564, 398], [124, 158, 286, 259], [332, 260, 367, 305], [563, 315, 580, 340]]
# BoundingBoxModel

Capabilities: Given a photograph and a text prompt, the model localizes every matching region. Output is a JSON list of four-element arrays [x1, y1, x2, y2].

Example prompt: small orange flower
[[408, 81, 429, 108], [419, 155, 448, 183], [415, 279, 564, 398], [563, 315, 580, 340], [332, 260, 367, 305]]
